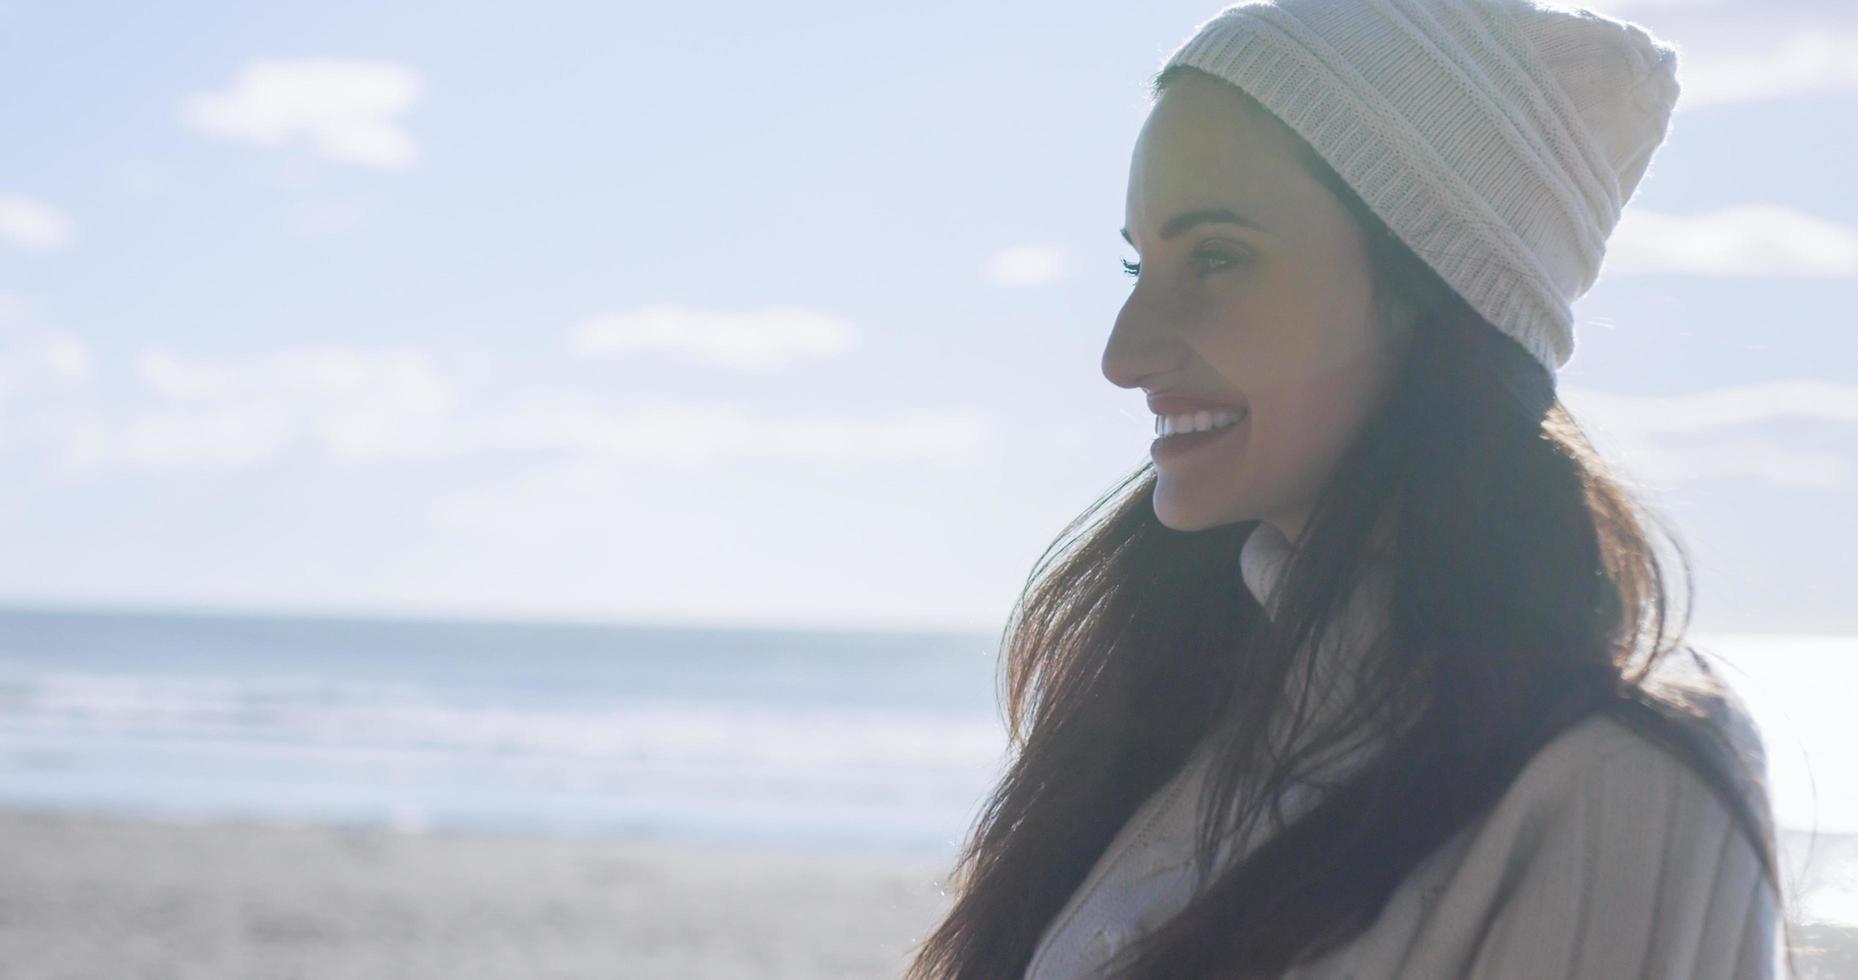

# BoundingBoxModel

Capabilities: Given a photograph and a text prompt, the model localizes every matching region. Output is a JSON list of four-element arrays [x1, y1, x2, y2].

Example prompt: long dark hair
[[905, 65, 1792, 979]]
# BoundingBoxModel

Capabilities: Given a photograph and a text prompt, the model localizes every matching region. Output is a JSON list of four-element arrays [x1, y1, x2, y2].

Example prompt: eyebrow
[[1121, 207, 1268, 246]]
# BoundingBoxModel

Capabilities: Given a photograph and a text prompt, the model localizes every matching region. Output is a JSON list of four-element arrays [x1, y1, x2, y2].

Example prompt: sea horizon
[[1, 601, 1852, 926]]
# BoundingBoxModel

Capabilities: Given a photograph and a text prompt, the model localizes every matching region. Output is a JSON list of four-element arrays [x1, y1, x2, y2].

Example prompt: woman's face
[[1105, 71, 1411, 542]]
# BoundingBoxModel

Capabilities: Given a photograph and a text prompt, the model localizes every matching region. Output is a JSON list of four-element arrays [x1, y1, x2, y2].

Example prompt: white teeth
[[1155, 407, 1247, 437]]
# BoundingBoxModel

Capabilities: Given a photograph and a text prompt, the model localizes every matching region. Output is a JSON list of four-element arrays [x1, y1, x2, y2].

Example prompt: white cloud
[[0, 193, 75, 252], [0, 292, 95, 462], [136, 346, 447, 407], [131, 346, 453, 465], [180, 59, 424, 171], [571, 303, 855, 370], [1569, 381, 1858, 433], [475, 389, 988, 466], [0, 329, 90, 395], [79, 407, 300, 472], [2, 335, 985, 477], [986, 244, 1068, 286], [1611, 438, 1851, 489], [1679, 32, 1858, 107], [1604, 206, 1858, 278], [1563, 381, 1858, 490], [11, 346, 460, 476], [0, 289, 90, 395]]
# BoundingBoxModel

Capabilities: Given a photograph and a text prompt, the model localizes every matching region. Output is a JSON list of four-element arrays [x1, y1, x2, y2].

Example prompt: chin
[[1150, 478, 1252, 532]]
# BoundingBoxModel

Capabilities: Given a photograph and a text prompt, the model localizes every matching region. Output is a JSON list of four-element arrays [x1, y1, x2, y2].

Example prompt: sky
[[0, 0, 1854, 634]]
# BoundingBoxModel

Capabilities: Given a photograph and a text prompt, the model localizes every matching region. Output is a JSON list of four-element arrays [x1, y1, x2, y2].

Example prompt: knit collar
[[1233, 520, 1395, 768], [1237, 520, 1393, 627], [1237, 520, 1296, 621]]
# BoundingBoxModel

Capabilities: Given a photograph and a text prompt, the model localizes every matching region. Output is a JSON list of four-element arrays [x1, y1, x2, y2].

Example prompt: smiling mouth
[[1154, 407, 1248, 437]]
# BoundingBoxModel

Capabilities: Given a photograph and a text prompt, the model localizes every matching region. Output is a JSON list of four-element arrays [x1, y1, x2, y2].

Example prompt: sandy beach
[[0, 810, 958, 980], [3, 809, 1853, 979]]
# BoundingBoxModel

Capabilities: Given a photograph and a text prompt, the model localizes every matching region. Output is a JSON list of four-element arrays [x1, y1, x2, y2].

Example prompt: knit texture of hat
[[1160, 0, 1682, 375]]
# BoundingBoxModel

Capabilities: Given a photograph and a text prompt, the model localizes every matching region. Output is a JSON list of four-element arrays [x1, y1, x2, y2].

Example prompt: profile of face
[[1104, 71, 1413, 542]]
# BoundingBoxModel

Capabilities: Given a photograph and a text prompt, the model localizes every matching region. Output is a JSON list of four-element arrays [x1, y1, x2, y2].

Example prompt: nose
[[1101, 282, 1178, 391]]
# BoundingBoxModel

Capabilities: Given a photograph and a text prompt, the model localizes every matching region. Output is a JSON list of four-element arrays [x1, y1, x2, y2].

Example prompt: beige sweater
[[1023, 522, 1785, 979]]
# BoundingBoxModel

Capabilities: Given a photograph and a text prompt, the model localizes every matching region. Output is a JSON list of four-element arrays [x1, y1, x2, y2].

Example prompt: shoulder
[[1497, 694, 1767, 844], [1441, 654, 1776, 892], [1331, 657, 1783, 978], [1498, 712, 1736, 833], [1410, 661, 1785, 977], [1504, 651, 1770, 830]]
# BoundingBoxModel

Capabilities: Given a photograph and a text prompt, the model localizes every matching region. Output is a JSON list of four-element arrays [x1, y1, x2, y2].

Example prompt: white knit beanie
[[1159, 0, 1682, 375]]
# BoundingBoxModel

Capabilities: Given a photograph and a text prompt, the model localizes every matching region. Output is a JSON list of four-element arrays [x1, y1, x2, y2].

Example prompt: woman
[[907, 1, 1792, 978]]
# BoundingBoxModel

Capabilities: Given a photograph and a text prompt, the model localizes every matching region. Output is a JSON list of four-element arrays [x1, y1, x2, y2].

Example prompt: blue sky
[[1, 0, 1853, 633]]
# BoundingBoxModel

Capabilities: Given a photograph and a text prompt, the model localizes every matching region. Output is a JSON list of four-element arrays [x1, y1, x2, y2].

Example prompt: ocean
[[0, 606, 1009, 858], [0, 606, 1851, 924]]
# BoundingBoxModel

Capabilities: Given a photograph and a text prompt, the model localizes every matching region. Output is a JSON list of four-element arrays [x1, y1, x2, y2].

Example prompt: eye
[[1192, 246, 1243, 275], [1120, 246, 1245, 281]]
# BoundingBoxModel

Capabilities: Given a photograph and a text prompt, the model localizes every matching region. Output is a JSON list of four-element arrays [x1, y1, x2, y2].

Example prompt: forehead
[[1126, 73, 1313, 232]]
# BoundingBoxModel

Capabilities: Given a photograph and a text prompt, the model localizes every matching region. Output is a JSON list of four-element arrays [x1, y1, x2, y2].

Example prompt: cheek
[[1198, 281, 1383, 407], [1269, 372, 1376, 464], [1210, 289, 1390, 480]]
